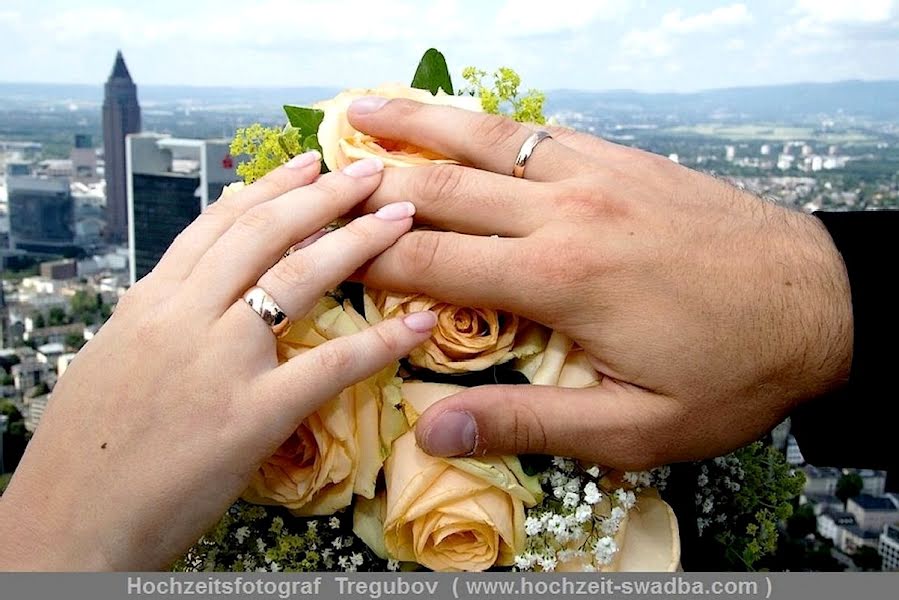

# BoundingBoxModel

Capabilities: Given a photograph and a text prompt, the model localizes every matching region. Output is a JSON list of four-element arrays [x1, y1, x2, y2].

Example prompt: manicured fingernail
[[350, 96, 389, 114], [402, 310, 437, 332], [342, 158, 384, 177], [421, 411, 477, 457], [284, 150, 320, 169], [374, 201, 416, 221]]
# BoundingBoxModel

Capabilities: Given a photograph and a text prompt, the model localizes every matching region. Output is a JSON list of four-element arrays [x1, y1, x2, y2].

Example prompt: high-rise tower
[[102, 51, 141, 244]]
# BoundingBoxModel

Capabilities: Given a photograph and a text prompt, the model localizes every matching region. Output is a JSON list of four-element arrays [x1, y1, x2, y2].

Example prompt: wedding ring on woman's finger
[[243, 286, 291, 338], [512, 130, 553, 179]]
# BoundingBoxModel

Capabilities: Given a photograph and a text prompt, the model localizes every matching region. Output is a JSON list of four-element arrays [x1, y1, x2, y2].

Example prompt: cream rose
[[370, 289, 545, 374], [242, 296, 405, 516], [362, 382, 541, 571], [313, 83, 482, 171]]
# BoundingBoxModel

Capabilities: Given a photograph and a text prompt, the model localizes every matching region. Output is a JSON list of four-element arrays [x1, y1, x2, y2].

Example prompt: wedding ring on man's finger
[[243, 286, 291, 338], [512, 130, 553, 179]]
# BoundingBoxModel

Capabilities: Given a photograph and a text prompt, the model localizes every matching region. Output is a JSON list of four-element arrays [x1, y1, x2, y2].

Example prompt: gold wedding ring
[[512, 130, 553, 178], [243, 286, 291, 337]]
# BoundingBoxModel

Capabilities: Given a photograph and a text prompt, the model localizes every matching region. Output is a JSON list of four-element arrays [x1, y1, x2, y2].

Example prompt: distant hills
[[545, 80, 899, 122], [1, 79, 898, 122]]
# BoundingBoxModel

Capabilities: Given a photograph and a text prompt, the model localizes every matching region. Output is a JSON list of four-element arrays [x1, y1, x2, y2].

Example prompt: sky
[[0, 0, 897, 92]]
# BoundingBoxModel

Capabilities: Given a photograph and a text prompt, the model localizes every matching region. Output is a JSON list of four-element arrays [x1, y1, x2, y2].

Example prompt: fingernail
[[350, 96, 389, 115], [284, 150, 320, 169], [402, 310, 437, 332], [374, 201, 416, 221], [342, 158, 384, 177], [421, 411, 477, 457]]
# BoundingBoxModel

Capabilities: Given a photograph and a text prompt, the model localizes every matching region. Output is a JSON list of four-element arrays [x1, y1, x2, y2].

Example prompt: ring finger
[[254, 201, 417, 321], [189, 158, 385, 310]]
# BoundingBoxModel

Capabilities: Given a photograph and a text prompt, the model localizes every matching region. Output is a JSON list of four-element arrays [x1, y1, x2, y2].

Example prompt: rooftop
[[843, 525, 882, 540], [850, 494, 899, 511], [821, 511, 857, 526]]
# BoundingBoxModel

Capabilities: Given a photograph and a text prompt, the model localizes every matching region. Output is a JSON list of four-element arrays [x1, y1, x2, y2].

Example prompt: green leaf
[[410, 48, 453, 95], [282, 105, 325, 137], [302, 135, 328, 173]]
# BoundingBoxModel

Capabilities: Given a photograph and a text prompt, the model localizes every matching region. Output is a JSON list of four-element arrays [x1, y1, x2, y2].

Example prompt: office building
[[103, 51, 141, 243], [6, 165, 76, 255], [880, 524, 899, 571], [847, 495, 899, 532], [127, 134, 238, 283], [71, 134, 98, 183]]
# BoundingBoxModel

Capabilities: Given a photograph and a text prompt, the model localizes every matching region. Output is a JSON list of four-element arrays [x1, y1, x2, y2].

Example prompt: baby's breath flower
[[583, 482, 601, 505], [586, 465, 601, 478], [538, 554, 558, 572], [525, 516, 543, 536], [564, 478, 581, 493], [514, 553, 535, 570], [235, 526, 250, 544], [563, 491, 580, 508], [602, 507, 626, 535], [615, 488, 637, 510], [593, 537, 618, 565], [329, 516, 341, 530], [387, 559, 400, 571], [574, 504, 593, 524], [553, 486, 566, 500], [350, 553, 364, 567]]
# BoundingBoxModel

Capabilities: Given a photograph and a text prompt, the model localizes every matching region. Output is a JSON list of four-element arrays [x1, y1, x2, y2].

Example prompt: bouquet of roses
[[177, 49, 802, 574]]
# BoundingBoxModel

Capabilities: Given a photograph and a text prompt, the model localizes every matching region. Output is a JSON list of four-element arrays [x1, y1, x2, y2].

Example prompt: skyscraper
[[126, 134, 239, 283], [102, 51, 141, 244]]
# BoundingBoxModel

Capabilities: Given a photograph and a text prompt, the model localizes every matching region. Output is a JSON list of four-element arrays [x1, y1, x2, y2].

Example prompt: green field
[[661, 124, 876, 143]]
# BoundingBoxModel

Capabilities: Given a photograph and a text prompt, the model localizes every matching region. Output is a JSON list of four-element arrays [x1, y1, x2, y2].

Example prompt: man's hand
[[347, 98, 853, 470]]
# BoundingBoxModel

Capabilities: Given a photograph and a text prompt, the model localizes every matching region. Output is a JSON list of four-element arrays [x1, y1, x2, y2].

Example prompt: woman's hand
[[0, 154, 436, 570], [345, 98, 853, 469]]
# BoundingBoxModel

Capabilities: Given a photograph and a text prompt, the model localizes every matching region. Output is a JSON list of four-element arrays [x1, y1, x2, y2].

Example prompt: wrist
[[0, 472, 113, 571], [799, 211, 854, 394]]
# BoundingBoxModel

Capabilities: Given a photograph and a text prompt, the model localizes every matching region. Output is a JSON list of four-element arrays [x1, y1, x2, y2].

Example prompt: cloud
[[794, 0, 895, 24], [660, 3, 752, 33], [622, 3, 752, 58], [494, 0, 624, 36]]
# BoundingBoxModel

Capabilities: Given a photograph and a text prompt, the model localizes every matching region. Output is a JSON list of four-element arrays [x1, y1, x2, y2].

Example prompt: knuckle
[[341, 218, 376, 247], [266, 254, 317, 293], [313, 174, 344, 199], [203, 198, 242, 221], [509, 401, 547, 455], [419, 164, 464, 201], [398, 232, 443, 279], [316, 340, 355, 372], [473, 114, 523, 150], [386, 98, 421, 119], [369, 323, 402, 357], [235, 205, 276, 235]]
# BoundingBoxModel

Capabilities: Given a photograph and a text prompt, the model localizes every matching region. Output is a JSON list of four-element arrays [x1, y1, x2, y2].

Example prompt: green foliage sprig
[[461, 67, 547, 124], [695, 442, 806, 570]]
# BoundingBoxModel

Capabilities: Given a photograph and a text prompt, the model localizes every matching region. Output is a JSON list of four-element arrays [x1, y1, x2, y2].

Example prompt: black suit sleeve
[[790, 210, 899, 471]]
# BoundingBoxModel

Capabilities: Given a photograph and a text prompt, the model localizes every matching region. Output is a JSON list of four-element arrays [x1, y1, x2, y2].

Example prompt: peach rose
[[370, 289, 545, 374], [313, 83, 482, 171], [366, 383, 541, 571], [515, 329, 602, 388], [242, 297, 406, 516]]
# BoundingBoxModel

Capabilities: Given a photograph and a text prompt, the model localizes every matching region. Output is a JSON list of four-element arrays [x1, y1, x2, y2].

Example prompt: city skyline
[[0, 1, 897, 93]]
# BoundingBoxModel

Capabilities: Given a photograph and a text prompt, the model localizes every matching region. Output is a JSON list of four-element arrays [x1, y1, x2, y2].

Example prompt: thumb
[[413, 382, 674, 471]]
